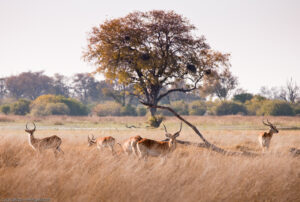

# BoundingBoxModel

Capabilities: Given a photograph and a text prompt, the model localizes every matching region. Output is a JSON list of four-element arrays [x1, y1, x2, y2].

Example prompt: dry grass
[[0, 116, 300, 202]]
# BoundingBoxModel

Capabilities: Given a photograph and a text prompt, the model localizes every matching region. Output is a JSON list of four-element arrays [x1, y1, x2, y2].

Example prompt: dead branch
[[125, 124, 140, 129], [141, 101, 257, 157]]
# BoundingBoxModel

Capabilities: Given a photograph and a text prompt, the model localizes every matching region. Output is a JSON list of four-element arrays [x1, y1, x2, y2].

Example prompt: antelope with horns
[[88, 134, 116, 155], [119, 135, 143, 156], [136, 122, 182, 161], [25, 122, 64, 156], [258, 119, 279, 151]]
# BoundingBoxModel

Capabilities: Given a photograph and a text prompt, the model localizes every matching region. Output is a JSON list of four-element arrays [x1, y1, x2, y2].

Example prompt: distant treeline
[[0, 71, 299, 116]]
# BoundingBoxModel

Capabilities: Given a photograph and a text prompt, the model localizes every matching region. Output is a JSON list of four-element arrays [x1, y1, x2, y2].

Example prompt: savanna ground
[[0, 115, 300, 202]]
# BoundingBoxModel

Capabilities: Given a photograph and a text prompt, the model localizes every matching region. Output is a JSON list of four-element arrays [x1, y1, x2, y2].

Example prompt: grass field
[[0, 115, 300, 202]]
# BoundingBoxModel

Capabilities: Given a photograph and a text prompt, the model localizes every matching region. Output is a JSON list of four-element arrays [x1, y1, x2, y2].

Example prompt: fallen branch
[[125, 124, 140, 129], [141, 101, 257, 157]]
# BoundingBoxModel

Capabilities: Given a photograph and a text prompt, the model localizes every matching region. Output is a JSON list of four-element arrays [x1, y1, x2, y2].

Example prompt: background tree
[[279, 78, 299, 103], [233, 93, 253, 103], [0, 78, 7, 99], [84, 10, 229, 121], [51, 73, 70, 97], [259, 86, 281, 100], [102, 82, 138, 106], [5, 71, 53, 100], [200, 67, 237, 100], [72, 73, 101, 103]]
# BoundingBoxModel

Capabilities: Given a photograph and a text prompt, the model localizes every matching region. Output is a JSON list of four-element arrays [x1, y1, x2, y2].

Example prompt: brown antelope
[[258, 119, 279, 151], [88, 134, 116, 155], [119, 135, 143, 156], [136, 123, 182, 161], [25, 122, 64, 156]]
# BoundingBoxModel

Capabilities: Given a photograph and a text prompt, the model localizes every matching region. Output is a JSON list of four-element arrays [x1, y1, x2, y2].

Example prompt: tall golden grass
[[0, 116, 300, 201]]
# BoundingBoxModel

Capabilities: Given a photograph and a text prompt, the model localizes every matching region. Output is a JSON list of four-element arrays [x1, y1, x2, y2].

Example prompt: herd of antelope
[[24, 121, 182, 160], [24, 119, 288, 159]]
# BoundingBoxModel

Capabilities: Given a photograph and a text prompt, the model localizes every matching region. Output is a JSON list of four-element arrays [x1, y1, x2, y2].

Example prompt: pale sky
[[0, 0, 299, 93]]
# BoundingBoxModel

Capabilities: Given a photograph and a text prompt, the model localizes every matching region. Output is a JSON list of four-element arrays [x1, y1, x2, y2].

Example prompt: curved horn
[[26, 122, 29, 130], [262, 120, 270, 126], [32, 122, 36, 131], [267, 119, 273, 126], [177, 122, 183, 133], [163, 124, 168, 133]]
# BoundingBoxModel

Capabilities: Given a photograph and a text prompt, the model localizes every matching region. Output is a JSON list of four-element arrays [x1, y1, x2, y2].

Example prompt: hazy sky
[[0, 0, 299, 93]]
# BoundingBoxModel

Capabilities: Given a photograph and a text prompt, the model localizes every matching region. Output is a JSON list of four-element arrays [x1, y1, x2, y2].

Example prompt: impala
[[88, 134, 116, 155], [25, 122, 64, 156], [119, 135, 143, 156], [258, 119, 279, 151], [136, 123, 182, 160]]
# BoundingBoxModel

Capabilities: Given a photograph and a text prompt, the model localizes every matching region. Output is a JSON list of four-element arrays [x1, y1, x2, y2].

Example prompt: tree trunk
[[150, 107, 157, 116]]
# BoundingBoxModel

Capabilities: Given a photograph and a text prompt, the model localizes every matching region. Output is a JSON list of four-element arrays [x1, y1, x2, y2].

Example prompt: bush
[[31, 95, 88, 116], [45, 103, 70, 115], [120, 105, 137, 116], [245, 96, 266, 115], [292, 104, 300, 115], [215, 101, 248, 115], [11, 99, 31, 115], [189, 101, 207, 115], [61, 98, 89, 116], [137, 106, 147, 116], [148, 115, 165, 128], [160, 101, 189, 116], [0, 104, 10, 115], [93, 102, 121, 116], [30, 104, 47, 116], [258, 100, 294, 116]]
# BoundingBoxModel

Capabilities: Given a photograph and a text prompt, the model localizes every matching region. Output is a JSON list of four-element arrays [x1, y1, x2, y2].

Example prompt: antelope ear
[[165, 133, 172, 138]]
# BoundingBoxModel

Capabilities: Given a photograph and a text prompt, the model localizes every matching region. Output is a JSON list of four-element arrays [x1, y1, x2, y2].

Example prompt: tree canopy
[[84, 10, 230, 116]]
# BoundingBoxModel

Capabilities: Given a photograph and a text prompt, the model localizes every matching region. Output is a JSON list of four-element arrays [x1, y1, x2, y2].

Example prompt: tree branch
[[140, 101, 257, 156], [157, 76, 202, 102]]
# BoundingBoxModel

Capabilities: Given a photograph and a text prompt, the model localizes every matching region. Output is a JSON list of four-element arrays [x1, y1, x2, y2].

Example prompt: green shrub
[[120, 105, 137, 116], [160, 101, 189, 116], [93, 102, 121, 116], [189, 101, 207, 115], [204, 100, 220, 115], [148, 115, 165, 128], [0, 104, 10, 115], [61, 98, 88, 116], [11, 99, 31, 115], [137, 106, 147, 116], [258, 100, 294, 116], [45, 103, 70, 115], [31, 95, 88, 116], [30, 104, 47, 116], [292, 104, 300, 115], [215, 101, 248, 115]]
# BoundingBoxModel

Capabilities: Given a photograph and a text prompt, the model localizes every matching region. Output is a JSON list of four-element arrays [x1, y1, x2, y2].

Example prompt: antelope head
[[262, 119, 279, 134], [163, 122, 182, 149], [25, 122, 36, 135], [88, 134, 97, 146]]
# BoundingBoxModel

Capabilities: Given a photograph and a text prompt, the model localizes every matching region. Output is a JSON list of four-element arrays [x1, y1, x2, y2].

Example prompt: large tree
[[84, 10, 229, 117]]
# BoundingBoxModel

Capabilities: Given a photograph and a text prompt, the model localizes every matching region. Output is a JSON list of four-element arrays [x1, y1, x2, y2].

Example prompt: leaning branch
[[141, 102, 256, 156]]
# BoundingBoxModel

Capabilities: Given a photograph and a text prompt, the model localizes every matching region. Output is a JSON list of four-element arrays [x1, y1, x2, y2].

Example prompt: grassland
[[0, 115, 300, 202]]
